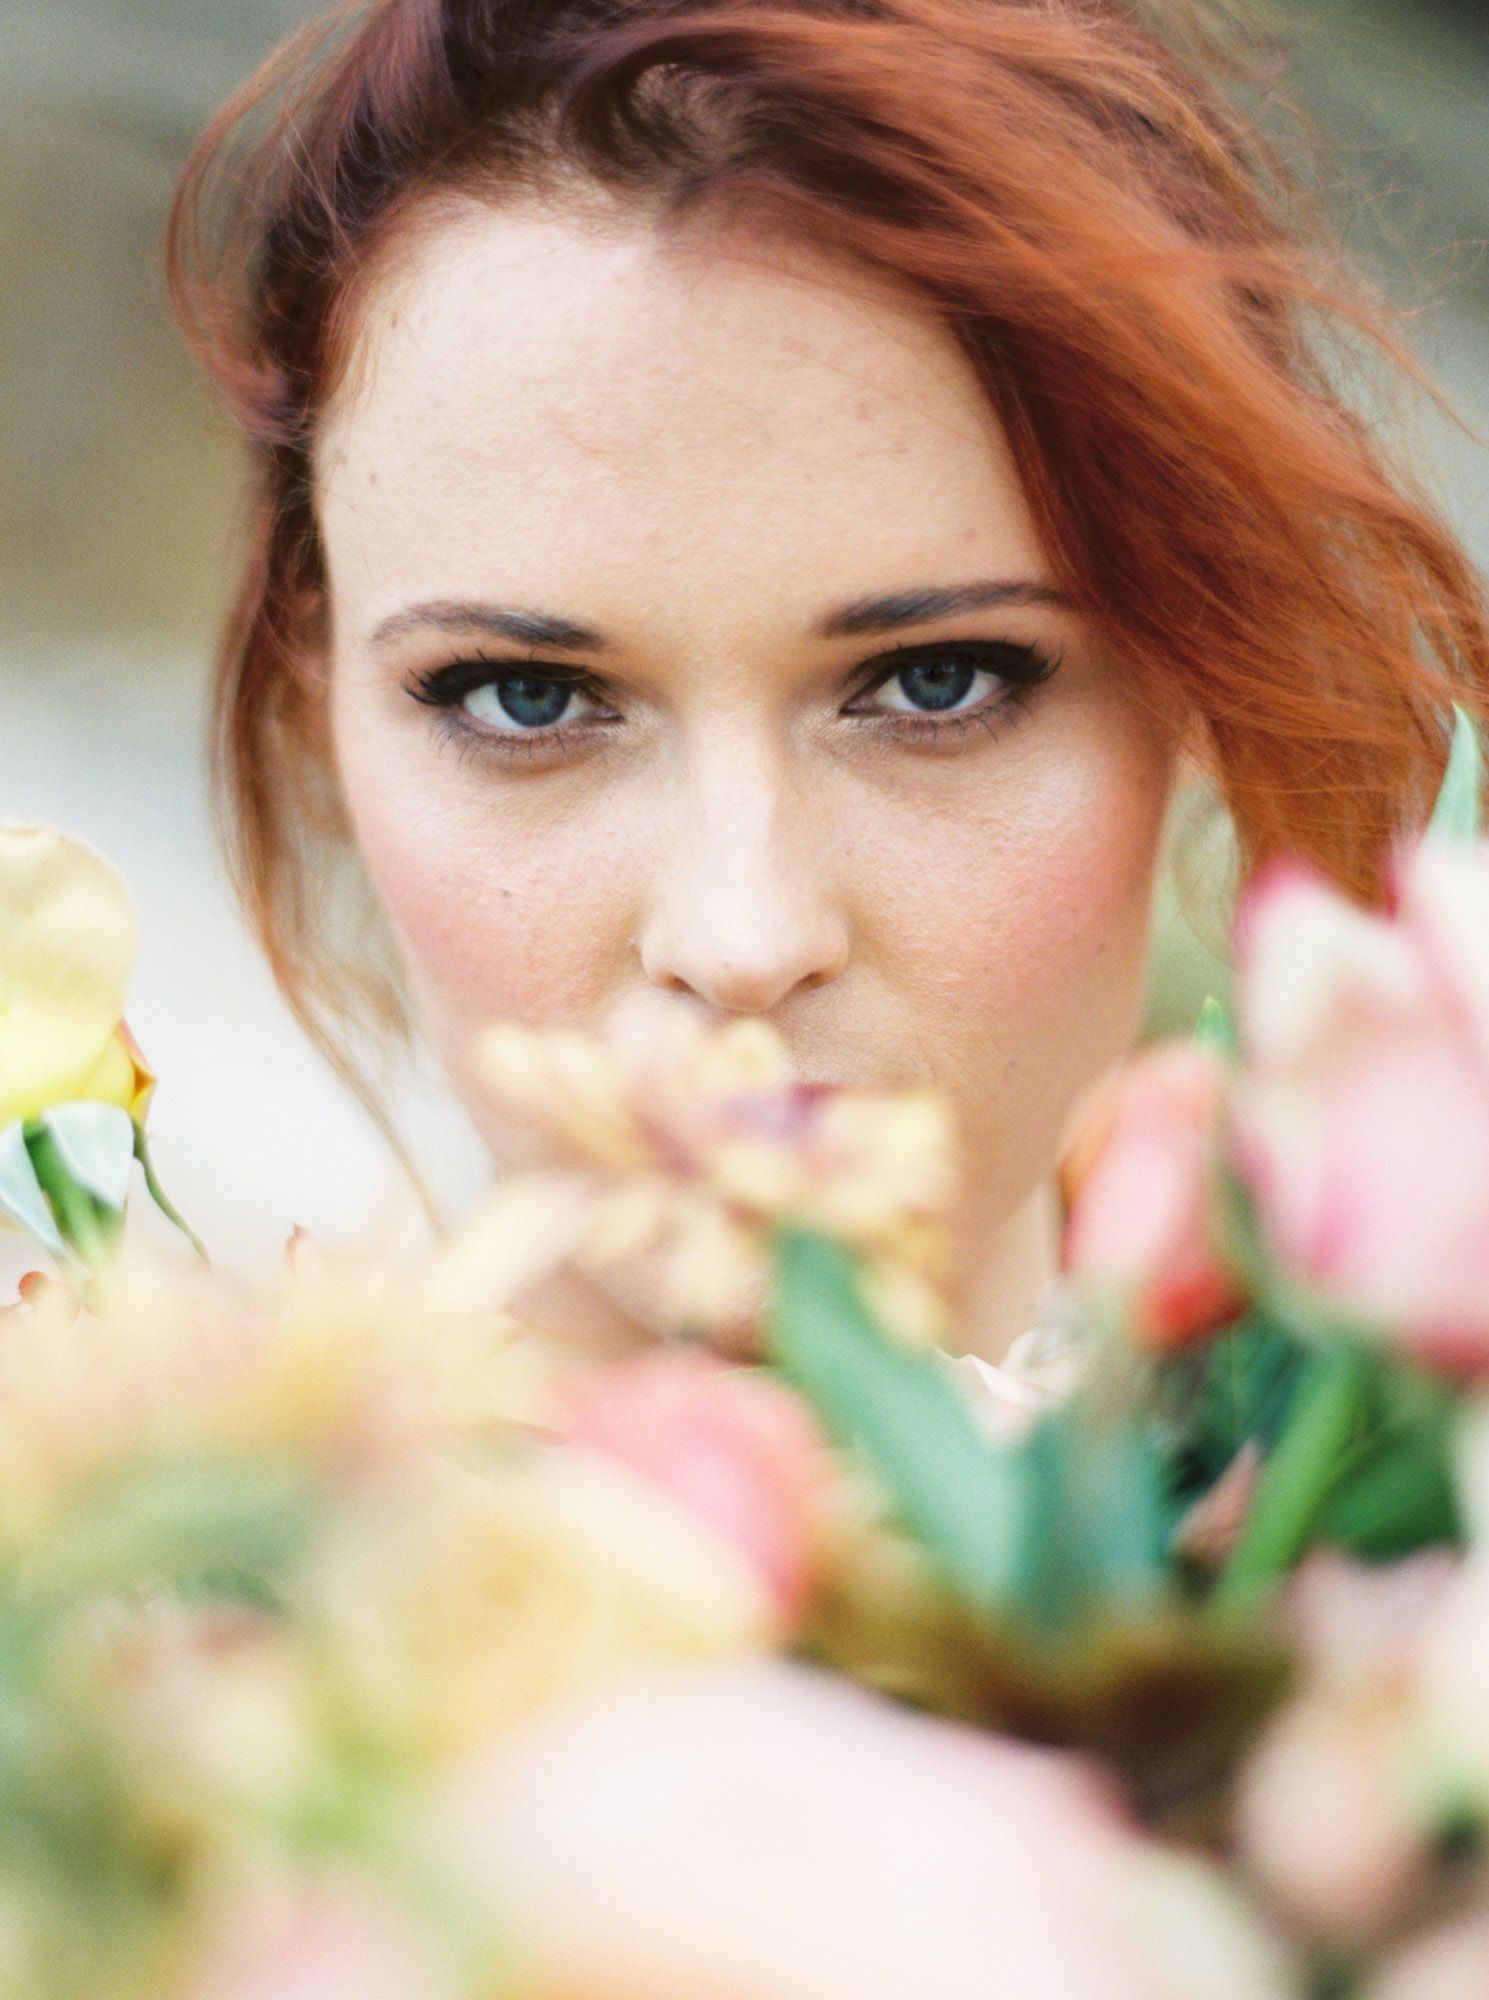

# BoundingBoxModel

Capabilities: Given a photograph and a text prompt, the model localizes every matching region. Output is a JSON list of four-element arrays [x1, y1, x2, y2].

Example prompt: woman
[[168, 0, 1487, 1365], [163, 5, 1488, 1989]]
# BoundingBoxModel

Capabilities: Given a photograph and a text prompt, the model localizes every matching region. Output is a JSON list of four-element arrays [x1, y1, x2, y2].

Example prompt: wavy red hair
[[167, 0, 1489, 1095]]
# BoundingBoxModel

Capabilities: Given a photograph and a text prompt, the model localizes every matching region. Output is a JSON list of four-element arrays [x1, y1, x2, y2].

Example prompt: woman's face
[[320, 198, 1175, 1352]]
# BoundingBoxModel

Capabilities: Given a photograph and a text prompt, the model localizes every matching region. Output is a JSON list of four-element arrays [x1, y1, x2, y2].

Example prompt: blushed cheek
[[900, 731, 1171, 1214], [332, 742, 641, 1117]]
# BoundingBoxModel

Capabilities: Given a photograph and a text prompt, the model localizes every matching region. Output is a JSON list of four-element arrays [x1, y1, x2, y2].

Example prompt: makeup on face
[[320, 200, 1175, 1358]]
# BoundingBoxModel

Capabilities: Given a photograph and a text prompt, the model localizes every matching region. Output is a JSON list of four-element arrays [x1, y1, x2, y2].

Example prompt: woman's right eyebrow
[[367, 601, 606, 652]]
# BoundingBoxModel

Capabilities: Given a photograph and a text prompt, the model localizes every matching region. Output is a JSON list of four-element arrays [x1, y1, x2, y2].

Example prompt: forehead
[[316, 198, 1050, 639]]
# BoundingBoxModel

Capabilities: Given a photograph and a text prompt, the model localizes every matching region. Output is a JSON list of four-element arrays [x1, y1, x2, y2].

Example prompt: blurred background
[[1, 0, 1486, 1271]]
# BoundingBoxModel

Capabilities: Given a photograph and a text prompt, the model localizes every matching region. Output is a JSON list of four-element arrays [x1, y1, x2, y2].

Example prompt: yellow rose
[[0, 824, 147, 1126]]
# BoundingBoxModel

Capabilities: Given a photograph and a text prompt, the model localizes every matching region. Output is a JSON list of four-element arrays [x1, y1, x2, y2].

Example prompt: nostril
[[638, 935, 848, 1016], [635, 825, 848, 1014]]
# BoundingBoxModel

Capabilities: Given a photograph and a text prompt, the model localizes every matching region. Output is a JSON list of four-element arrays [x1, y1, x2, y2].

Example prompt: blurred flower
[[68, 1598, 329, 1834], [555, 1347, 838, 1627], [1410, 1400, 1489, 1811], [1234, 845, 1489, 1370], [0, 1240, 782, 1753], [944, 1319, 1082, 1444], [312, 1449, 778, 1761], [0, 823, 151, 1126], [1234, 1551, 1457, 1944], [0, 1238, 547, 1554], [189, 1869, 464, 2000], [1061, 1042, 1246, 1349], [448, 1657, 1297, 2000], [475, 1000, 956, 1347], [0, 1229, 811, 1998], [1359, 1913, 1489, 2000], [1172, 1440, 1263, 1570]]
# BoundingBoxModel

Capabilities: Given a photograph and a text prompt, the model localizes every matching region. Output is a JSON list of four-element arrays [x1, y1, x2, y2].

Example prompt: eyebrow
[[367, 578, 1073, 655], [816, 580, 1072, 638], [368, 601, 605, 652]]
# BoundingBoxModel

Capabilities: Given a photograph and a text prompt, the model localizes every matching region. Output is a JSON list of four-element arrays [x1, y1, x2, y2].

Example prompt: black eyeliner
[[843, 637, 1060, 708], [408, 653, 604, 709]]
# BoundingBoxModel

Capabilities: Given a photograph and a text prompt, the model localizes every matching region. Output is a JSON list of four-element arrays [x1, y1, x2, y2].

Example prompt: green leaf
[[21, 1457, 313, 1610], [36, 1103, 133, 1212], [22, 1122, 122, 1272], [1314, 1366, 1461, 1559], [1428, 704, 1483, 844], [1160, 1310, 1308, 1508], [0, 1119, 63, 1255], [1214, 1342, 1374, 1610], [1193, 993, 1237, 1058], [1016, 1408, 1169, 1634], [769, 1230, 1028, 1623], [1318, 1440, 1460, 1558]]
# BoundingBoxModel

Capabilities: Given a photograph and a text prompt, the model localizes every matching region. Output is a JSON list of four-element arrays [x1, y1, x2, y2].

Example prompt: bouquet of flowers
[[2, 715, 1489, 1998]]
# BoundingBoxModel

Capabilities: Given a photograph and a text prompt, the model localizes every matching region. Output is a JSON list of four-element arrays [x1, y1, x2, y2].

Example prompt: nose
[[637, 734, 849, 1015]]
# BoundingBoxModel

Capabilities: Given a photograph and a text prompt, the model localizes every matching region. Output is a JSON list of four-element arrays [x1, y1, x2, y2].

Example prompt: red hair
[[167, 0, 1489, 1092]]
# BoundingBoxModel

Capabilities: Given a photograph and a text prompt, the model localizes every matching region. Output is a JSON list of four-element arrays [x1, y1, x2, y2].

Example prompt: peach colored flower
[[0, 1240, 781, 1803], [474, 1000, 957, 1347], [0, 1237, 549, 1553], [1061, 1042, 1245, 1350], [555, 1347, 838, 1627], [310, 1449, 778, 1761], [1234, 845, 1489, 1370]]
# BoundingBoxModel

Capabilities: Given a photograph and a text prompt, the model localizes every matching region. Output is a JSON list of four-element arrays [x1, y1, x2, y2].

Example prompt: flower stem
[[1213, 1343, 1370, 1612], [133, 1126, 209, 1264]]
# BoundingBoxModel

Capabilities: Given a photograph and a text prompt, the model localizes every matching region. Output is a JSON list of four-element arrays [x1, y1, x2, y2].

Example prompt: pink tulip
[[1234, 845, 1489, 1370], [1062, 1042, 1246, 1349], [555, 1347, 837, 1627]]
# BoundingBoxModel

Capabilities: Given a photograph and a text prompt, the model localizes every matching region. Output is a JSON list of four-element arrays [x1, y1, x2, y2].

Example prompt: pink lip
[[729, 1081, 840, 1143]]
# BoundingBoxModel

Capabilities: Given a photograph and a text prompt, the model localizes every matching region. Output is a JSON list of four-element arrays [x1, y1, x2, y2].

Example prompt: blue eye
[[872, 656, 993, 716], [462, 674, 601, 732], [891, 659, 978, 712], [856, 640, 1059, 723]]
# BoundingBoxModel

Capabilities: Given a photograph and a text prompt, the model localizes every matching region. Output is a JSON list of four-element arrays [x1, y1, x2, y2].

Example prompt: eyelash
[[844, 639, 1058, 742], [407, 638, 1059, 765]]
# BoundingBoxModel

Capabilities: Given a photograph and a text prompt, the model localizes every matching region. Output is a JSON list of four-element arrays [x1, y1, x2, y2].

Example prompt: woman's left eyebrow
[[818, 580, 1071, 639]]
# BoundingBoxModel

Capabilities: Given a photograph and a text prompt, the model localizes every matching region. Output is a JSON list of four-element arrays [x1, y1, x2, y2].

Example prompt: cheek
[[853, 714, 1170, 1199], [331, 712, 646, 1083]]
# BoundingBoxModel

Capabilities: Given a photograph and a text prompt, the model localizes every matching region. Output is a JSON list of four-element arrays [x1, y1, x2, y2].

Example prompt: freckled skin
[[320, 198, 1175, 1359]]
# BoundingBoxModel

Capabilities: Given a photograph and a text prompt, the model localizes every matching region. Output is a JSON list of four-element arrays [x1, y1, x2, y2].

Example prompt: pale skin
[[320, 193, 1176, 1362]]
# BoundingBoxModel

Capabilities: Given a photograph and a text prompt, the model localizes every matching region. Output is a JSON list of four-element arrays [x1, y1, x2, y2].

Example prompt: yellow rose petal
[[70, 1027, 146, 1119], [0, 825, 139, 1125]]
